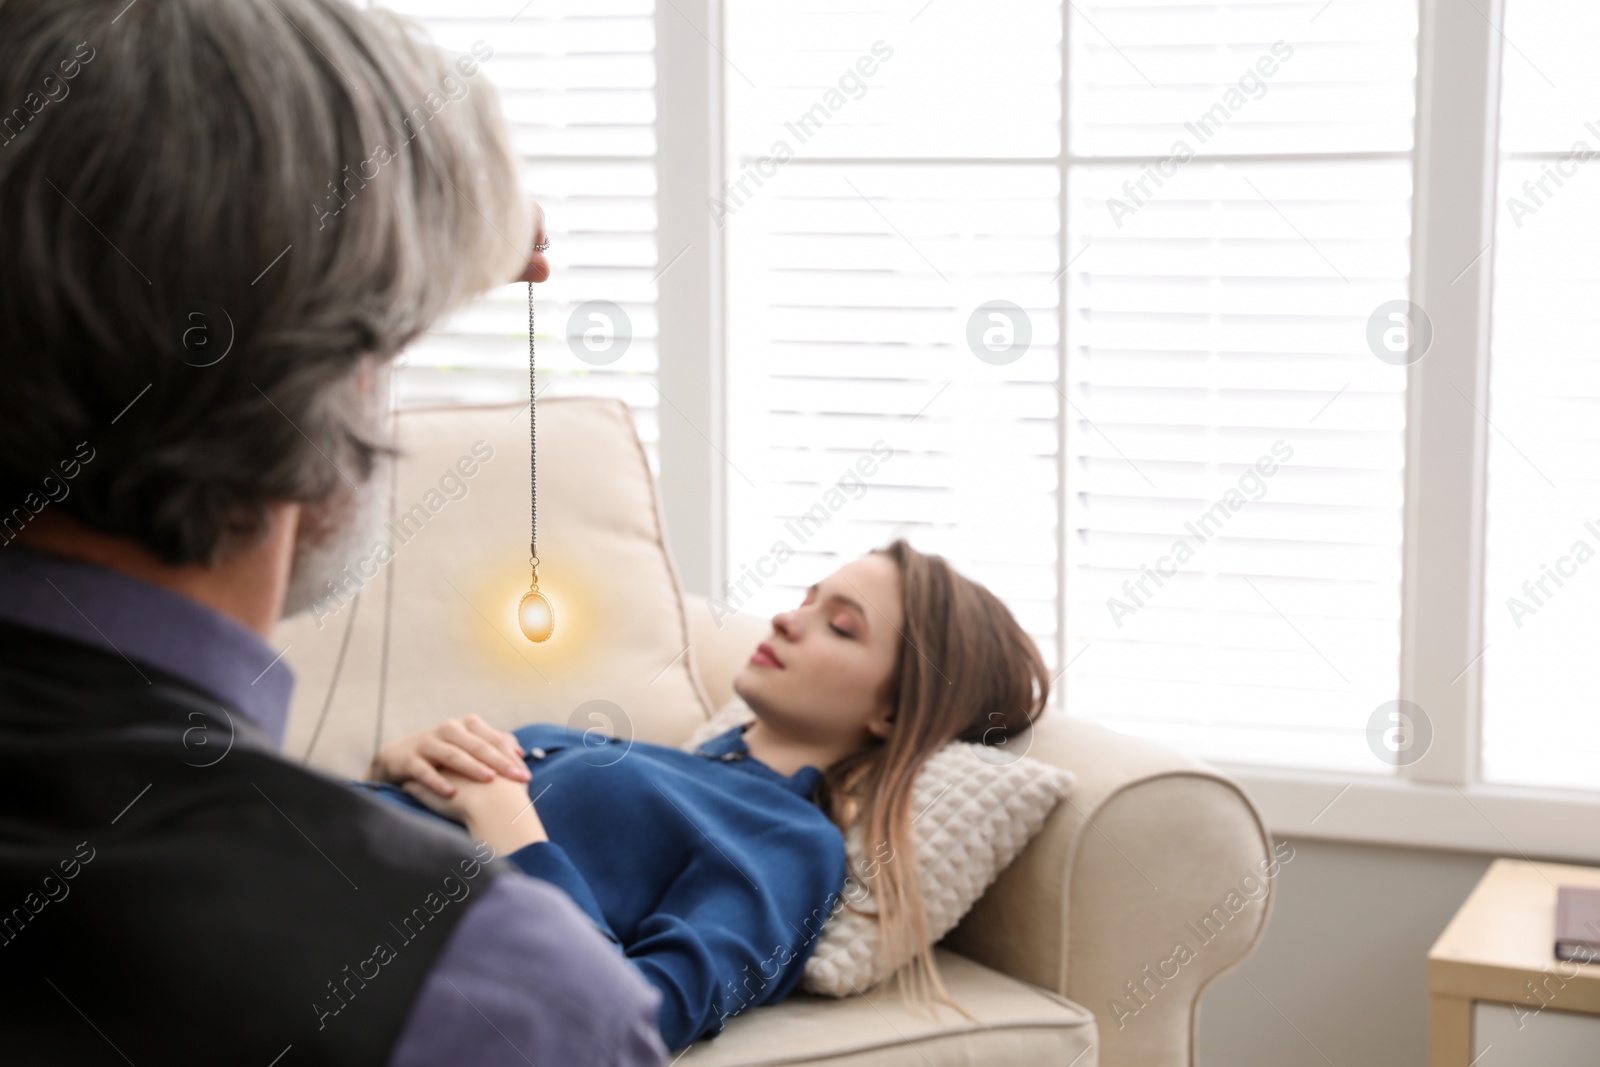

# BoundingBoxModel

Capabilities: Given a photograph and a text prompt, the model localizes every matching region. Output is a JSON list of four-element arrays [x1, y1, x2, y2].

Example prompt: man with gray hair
[[0, 1, 667, 1063]]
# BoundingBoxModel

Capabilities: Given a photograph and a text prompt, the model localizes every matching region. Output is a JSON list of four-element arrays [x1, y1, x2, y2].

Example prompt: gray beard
[[280, 454, 392, 620]]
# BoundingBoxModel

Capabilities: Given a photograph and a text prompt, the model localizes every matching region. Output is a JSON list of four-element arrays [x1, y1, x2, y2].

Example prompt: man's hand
[[368, 714, 531, 798], [515, 201, 550, 284]]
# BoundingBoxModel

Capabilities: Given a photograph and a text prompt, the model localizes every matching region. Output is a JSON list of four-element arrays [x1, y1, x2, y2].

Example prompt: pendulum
[[519, 273, 555, 642], [518, 277, 554, 642]]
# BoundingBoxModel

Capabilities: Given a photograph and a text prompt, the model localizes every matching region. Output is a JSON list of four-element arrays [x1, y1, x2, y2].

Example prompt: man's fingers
[[516, 201, 550, 284], [517, 251, 549, 284]]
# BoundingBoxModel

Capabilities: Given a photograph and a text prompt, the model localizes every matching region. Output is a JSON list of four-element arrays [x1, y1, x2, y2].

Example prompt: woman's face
[[733, 553, 903, 747]]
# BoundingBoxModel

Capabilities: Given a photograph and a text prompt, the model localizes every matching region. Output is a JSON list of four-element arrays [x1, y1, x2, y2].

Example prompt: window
[[1062, 1, 1417, 770], [376, 0, 662, 467], [721, 0, 1420, 773], [1480, 0, 1600, 792], [721, 2, 1065, 654], [382, 0, 1600, 833]]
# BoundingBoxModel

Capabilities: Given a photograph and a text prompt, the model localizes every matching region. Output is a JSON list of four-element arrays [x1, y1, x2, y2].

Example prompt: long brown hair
[[814, 538, 1051, 1013]]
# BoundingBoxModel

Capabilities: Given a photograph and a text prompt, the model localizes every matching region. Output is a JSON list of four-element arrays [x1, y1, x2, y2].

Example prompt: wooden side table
[[1429, 858, 1600, 1066]]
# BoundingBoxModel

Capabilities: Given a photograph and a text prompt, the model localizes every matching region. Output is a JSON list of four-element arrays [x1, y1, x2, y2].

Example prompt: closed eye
[[829, 622, 854, 638]]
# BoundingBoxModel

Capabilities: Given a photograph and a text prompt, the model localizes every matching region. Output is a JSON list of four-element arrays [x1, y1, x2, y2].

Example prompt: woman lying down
[[360, 538, 1049, 1052]]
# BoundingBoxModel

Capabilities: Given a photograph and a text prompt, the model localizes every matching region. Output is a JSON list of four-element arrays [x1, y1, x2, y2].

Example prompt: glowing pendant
[[519, 586, 555, 643]]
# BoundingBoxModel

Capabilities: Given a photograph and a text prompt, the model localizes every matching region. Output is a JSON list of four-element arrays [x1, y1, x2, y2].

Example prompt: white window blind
[[1062, 0, 1417, 771], [723, 0, 1418, 773], [722, 1, 1065, 657], [1480, 0, 1600, 792], [375, 0, 661, 466]]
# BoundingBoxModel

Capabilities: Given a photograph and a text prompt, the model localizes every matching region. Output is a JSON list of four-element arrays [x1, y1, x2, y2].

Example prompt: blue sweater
[[363, 722, 849, 1051]]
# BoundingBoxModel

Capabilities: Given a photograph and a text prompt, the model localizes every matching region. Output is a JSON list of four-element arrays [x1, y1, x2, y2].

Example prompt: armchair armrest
[[941, 712, 1275, 1067]]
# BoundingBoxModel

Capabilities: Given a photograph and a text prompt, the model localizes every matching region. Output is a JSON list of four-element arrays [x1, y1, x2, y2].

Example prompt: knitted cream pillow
[[682, 697, 1075, 997]]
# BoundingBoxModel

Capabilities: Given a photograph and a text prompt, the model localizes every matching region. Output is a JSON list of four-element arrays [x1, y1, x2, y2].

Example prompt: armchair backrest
[[274, 399, 715, 779]]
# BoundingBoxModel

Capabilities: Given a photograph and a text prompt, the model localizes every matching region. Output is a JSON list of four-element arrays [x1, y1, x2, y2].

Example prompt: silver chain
[[527, 282, 538, 574]]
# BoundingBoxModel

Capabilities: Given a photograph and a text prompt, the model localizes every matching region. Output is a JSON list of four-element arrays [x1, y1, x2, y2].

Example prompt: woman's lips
[[749, 642, 784, 669]]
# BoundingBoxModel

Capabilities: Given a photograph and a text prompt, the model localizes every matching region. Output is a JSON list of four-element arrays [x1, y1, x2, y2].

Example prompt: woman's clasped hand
[[369, 714, 549, 854]]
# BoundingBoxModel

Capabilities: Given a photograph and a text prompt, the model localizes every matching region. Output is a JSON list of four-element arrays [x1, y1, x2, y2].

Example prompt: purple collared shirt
[[0, 544, 668, 1067]]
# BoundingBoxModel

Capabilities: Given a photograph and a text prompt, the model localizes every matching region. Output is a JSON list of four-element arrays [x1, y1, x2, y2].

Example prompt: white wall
[[1198, 838, 1493, 1067]]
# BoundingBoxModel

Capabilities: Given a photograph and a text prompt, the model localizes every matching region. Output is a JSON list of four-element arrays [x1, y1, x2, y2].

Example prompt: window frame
[[653, 0, 1600, 861]]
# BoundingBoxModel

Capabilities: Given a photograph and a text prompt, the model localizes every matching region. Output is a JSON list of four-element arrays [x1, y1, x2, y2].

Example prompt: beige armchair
[[275, 398, 1273, 1067]]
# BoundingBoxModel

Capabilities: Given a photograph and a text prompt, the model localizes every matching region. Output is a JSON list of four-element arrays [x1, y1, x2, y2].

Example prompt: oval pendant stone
[[518, 589, 555, 642]]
